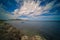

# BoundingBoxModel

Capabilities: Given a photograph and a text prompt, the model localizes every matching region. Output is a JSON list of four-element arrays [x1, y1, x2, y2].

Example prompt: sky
[[0, 0, 60, 20]]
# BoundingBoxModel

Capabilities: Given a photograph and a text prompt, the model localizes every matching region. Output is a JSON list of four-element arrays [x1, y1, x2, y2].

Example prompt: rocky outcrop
[[0, 21, 22, 40]]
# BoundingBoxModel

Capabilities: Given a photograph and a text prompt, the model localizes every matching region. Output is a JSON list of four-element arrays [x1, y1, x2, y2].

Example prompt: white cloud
[[43, 0, 56, 10], [15, 0, 20, 3], [12, 0, 56, 19], [7, 14, 19, 19], [19, 18, 29, 20], [31, 15, 60, 20]]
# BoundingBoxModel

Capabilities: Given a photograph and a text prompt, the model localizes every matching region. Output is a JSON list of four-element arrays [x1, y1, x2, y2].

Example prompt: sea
[[5, 20, 60, 40]]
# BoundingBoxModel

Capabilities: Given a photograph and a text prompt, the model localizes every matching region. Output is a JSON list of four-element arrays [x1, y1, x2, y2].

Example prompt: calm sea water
[[5, 21, 60, 40]]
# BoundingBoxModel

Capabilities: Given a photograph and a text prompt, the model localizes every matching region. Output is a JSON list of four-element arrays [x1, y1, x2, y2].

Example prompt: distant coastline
[[0, 19, 60, 22]]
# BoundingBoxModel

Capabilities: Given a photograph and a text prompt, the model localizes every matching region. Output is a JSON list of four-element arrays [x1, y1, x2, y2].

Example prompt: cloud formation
[[0, 0, 60, 20], [13, 0, 56, 18], [8, 0, 60, 20]]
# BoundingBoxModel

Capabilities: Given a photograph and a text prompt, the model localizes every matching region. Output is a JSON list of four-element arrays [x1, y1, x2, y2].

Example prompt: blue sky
[[0, 0, 60, 20]]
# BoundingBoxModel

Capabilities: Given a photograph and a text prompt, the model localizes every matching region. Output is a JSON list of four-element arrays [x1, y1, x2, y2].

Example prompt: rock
[[0, 21, 22, 40]]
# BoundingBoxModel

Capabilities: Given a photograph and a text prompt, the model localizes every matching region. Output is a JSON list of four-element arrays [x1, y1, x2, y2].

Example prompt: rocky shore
[[0, 21, 46, 40], [0, 21, 23, 40]]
